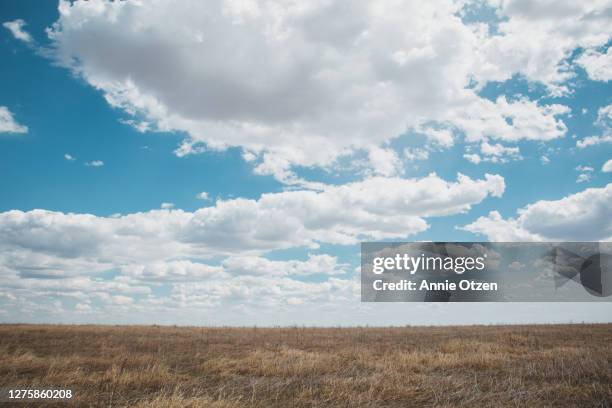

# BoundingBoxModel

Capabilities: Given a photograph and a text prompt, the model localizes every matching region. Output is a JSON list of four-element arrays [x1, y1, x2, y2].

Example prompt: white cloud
[[577, 47, 612, 81], [576, 173, 591, 183], [222, 254, 345, 277], [0, 173, 504, 277], [0, 172, 504, 320], [417, 126, 454, 148], [462, 184, 612, 241], [0, 261, 358, 318], [74, 303, 91, 312], [577, 134, 612, 148], [404, 147, 429, 161], [575, 165, 594, 172], [603, 159, 612, 173], [577, 104, 612, 148], [366, 146, 402, 177], [463, 141, 522, 164], [480, 141, 519, 157], [463, 209, 540, 241], [196, 191, 210, 200], [451, 96, 570, 143], [596, 104, 611, 125], [167, 274, 359, 310], [112, 295, 134, 306], [85, 160, 104, 167], [477, 0, 612, 95], [575, 165, 595, 183], [479, 141, 522, 163], [118, 118, 151, 133], [463, 153, 482, 164], [64, 153, 75, 161], [122, 260, 224, 281], [0, 106, 27, 134], [45, 0, 591, 179], [160, 202, 174, 209], [540, 155, 550, 164], [3, 19, 32, 43]]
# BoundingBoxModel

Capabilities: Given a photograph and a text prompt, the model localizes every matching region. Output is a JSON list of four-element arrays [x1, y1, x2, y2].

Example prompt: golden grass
[[0, 324, 610, 407]]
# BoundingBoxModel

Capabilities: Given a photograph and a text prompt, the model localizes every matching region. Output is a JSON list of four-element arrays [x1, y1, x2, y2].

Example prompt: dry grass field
[[0, 324, 610, 407]]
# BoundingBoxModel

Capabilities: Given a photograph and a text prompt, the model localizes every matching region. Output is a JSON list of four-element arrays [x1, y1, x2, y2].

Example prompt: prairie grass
[[0, 324, 610, 407]]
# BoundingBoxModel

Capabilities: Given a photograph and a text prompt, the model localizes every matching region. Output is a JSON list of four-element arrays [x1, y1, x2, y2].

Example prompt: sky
[[0, 0, 611, 326]]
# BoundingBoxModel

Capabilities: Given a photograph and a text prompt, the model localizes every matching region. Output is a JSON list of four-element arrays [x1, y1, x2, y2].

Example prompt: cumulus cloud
[[576, 165, 594, 183], [119, 254, 344, 283], [464, 153, 482, 164], [44, 0, 592, 179], [196, 191, 210, 200], [222, 254, 345, 277], [603, 159, 612, 173], [74, 303, 91, 312], [481, 141, 522, 163], [118, 118, 151, 133], [577, 134, 612, 148], [0, 260, 357, 319], [64, 153, 75, 161], [122, 260, 225, 282], [3, 19, 32, 43], [576, 173, 591, 183], [451, 96, 570, 143], [575, 165, 594, 172], [404, 147, 429, 161], [168, 275, 358, 310], [462, 140, 523, 164], [0, 172, 504, 319], [0, 106, 27, 134], [417, 126, 455, 148], [85, 160, 104, 167], [480, 142, 520, 159], [462, 184, 612, 241], [577, 47, 612, 81], [0, 173, 504, 277], [476, 0, 612, 95], [577, 104, 612, 148], [366, 146, 402, 177]]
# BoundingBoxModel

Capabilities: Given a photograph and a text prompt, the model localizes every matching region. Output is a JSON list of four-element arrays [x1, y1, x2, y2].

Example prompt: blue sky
[[1, 0, 279, 216], [0, 0, 611, 325]]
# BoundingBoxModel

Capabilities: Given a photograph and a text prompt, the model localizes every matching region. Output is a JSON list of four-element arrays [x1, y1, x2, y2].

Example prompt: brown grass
[[0, 324, 610, 407]]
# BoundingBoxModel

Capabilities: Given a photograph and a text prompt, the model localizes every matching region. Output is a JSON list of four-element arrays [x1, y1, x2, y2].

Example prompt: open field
[[0, 324, 610, 407]]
